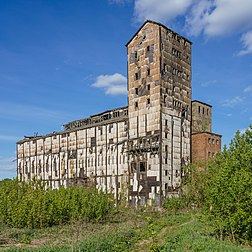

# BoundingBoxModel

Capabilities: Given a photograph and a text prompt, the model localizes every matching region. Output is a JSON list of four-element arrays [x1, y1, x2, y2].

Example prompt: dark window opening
[[140, 162, 146, 172], [203, 107, 205, 114], [198, 106, 200, 114], [165, 170, 168, 176], [147, 98, 150, 105], [165, 158, 168, 164], [147, 84, 150, 91], [135, 102, 138, 109], [147, 68, 150, 76], [135, 87, 138, 95], [135, 73, 139, 80], [165, 145, 168, 152]]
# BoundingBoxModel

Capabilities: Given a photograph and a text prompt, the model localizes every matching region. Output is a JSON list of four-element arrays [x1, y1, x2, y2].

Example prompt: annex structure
[[17, 20, 221, 206]]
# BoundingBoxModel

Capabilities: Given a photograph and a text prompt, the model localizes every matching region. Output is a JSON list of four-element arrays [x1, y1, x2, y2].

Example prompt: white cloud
[[134, 0, 193, 23], [222, 96, 244, 108], [238, 31, 252, 56], [244, 85, 252, 93], [185, 0, 213, 36], [132, 0, 252, 55], [91, 73, 127, 95], [200, 0, 252, 37]]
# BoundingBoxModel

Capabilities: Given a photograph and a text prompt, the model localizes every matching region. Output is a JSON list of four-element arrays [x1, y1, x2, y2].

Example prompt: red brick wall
[[192, 133, 221, 163]]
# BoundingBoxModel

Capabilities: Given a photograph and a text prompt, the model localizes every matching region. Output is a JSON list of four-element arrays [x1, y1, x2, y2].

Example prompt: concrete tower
[[126, 20, 192, 204]]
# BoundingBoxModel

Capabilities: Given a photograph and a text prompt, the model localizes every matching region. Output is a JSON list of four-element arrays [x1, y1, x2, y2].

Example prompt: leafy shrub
[[0, 179, 114, 228], [163, 196, 186, 214]]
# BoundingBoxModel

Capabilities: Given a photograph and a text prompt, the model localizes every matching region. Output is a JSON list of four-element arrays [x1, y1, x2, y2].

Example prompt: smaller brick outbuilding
[[191, 132, 222, 163]]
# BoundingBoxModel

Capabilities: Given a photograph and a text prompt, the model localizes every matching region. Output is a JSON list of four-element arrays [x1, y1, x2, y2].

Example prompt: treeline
[[164, 125, 252, 242], [0, 180, 114, 229]]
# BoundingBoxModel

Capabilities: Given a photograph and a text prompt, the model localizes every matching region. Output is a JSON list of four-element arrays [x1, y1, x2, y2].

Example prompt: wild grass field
[[1, 208, 251, 252]]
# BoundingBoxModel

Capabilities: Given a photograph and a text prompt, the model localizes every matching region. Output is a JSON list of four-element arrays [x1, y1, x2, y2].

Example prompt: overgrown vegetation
[[0, 180, 114, 228], [1, 125, 252, 250], [164, 125, 252, 243]]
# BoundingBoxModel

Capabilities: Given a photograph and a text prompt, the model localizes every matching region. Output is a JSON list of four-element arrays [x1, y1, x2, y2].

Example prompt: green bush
[[0, 179, 115, 228], [163, 196, 186, 214]]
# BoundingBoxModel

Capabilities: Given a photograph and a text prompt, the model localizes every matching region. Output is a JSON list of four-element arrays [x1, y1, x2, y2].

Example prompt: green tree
[[204, 125, 252, 242]]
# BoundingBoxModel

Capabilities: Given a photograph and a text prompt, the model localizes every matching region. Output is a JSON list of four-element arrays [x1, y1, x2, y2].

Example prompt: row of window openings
[[164, 169, 179, 177], [135, 98, 150, 109], [21, 155, 127, 174], [208, 138, 219, 145], [135, 84, 150, 95], [135, 69, 150, 80], [198, 106, 209, 115]]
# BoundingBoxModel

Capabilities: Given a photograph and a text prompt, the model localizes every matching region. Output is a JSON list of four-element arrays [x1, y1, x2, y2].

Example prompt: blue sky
[[1, 0, 252, 179]]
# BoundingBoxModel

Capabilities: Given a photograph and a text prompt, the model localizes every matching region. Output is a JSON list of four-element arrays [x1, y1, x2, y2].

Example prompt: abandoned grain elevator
[[17, 20, 220, 206]]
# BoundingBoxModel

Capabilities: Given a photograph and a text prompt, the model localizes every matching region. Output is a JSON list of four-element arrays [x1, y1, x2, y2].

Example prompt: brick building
[[191, 100, 221, 162], [16, 20, 221, 206]]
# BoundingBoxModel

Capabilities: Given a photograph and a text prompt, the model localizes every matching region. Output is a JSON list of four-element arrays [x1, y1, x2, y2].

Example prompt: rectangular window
[[135, 102, 138, 109], [147, 84, 150, 91], [135, 87, 138, 95], [165, 170, 168, 176], [135, 73, 139, 80], [165, 145, 168, 152]]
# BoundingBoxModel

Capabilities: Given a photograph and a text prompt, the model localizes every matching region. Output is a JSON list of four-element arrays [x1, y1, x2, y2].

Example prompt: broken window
[[147, 68, 150, 76], [146, 98, 150, 106], [91, 137, 96, 147]]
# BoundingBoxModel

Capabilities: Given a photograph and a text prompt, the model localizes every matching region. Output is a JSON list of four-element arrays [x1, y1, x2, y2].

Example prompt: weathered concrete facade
[[17, 20, 218, 205]]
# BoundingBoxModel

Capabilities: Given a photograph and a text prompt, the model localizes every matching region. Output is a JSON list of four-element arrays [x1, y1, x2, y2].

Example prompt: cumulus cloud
[[132, 0, 252, 55], [134, 0, 193, 23], [222, 96, 244, 108], [91, 73, 127, 95], [244, 85, 252, 93]]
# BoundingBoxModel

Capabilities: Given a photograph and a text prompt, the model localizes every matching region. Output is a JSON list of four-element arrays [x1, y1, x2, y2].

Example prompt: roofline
[[16, 106, 129, 144], [125, 20, 192, 47], [191, 132, 222, 137], [192, 100, 212, 108]]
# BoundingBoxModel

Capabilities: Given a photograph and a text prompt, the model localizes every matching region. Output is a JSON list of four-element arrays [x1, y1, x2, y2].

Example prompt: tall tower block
[[126, 20, 191, 204]]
